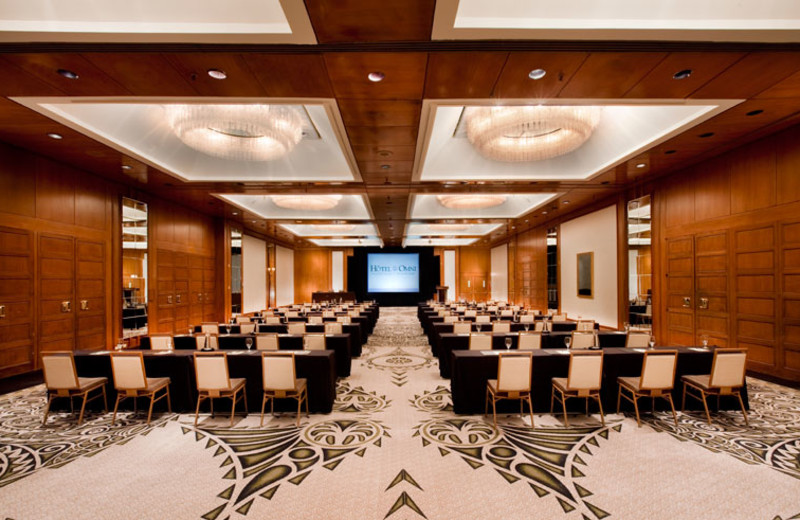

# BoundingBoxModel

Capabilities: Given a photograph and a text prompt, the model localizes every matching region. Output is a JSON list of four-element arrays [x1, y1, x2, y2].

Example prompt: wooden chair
[[552, 314, 568, 322], [201, 322, 219, 334], [256, 333, 279, 351], [235, 316, 251, 324], [110, 352, 171, 425], [149, 334, 173, 351], [551, 351, 605, 426], [261, 352, 308, 427], [493, 322, 511, 333], [287, 322, 306, 335], [571, 331, 596, 349], [681, 348, 749, 426], [519, 314, 534, 323], [195, 334, 219, 350], [308, 316, 323, 325], [41, 351, 108, 425], [239, 322, 256, 334], [324, 322, 343, 334], [617, 350, 679, 427], [444, 315, 459, 323], [266, 316, 282, 325], [486, 352, 534, 427], [303, 333, 326, 351], [464, 310, 477, 317], [453, 322, 471, 335], [193, 352, 247, 426], [518, 332, 542, 350], [469, 333, 492, 351], [576, 320, 595, 332], [625, 332, 651, 348], [476, 315, 491, 324], [337, 316, 351, 324], [534, 321, 546, 332]]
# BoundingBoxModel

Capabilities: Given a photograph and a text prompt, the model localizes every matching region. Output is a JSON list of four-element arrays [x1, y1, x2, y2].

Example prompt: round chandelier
[[465, 105, 602, 162], [166, 104, 303, 162], [312, 224, 355, 232], [436, 194, 507, 210], [271, 195, 342, 211]]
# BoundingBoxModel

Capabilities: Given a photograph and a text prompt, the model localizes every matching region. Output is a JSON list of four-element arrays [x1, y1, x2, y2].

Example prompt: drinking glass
[[245, 337, 253, 351], [505, 337, 512, 351], [115, 338, 125, 351], [524, 323, 530, 332], [225, 324, 231, 335], [476, 323, 482, 332], [564, 336, 572, 349], [624, 322, 630, 332], [701, 335, 709, 348], [188, 327, 193, 336], [649, 335, 656, 349]]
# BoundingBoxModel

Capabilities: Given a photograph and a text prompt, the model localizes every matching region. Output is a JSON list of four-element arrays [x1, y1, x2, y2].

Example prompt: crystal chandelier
[[271, 195, 342, 211], [166, 104, 303, 161], [465, 106, 602, 162], [436, 194, 507, 210]]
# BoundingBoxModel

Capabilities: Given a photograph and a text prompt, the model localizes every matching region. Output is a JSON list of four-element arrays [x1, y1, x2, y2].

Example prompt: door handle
[[682, 297, 691, 308], [699, 297, 709, 310], [0, 304, 5, 318], [167, 295, 173, 304], [80, 300, 89, 311], [176, 294, 181, 304], [62, 301, 71, 313]]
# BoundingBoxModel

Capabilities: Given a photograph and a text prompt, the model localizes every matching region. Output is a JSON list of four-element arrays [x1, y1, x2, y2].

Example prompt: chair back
[[337, 316, 351, 324], [194, 352, 231, 390], [640, 350, 678, 390], [518, 332, 542, 350], [240, 323, 256, 334], [42, 352, 79, 390], [476, 315, 491, 323], [235, 316, 250, 324], [552, 314, 567, 322], [567, 351, 603, 390], [287, 311, 299, 318], [349, 310, 361, 318], [323, 310, 335, 318], [444, 315, 458, 323], [110, 352, 147, 390], [493, 322, 511, 333], [266, 316, 282, 325], [501, 309, 514, 317], [497, 353, 533, 392], [437, 310, 447, 317], [531, 309, 542, 316], [201, 322, 219, 334], [519, 314, 534, 323], [308, 316, 323, 325], [324, 322, 343, 334], [303, 333, 326, 351], [256, 333, 279, 351], [626, 332, 650, 348], [453, 322, 471, 334], [534, 321, 545, 332], [709, 349, 747, 388], [577, 320, 595, 332], [571, 332, 595, 349], [487, 306, 498, 312], [455, 305, 466, 313], [287, 322, 306, 335], [464, 310, 477, 317], [469, 333, 492, 351], [262, 352, 296, 390], [195, 334, 219, 350], [150, 335, 173, 350]]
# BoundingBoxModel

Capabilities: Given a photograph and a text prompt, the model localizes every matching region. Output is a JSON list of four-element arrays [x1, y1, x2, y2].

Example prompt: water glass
[[649, 335, 656, 349], [505, 337, 512, 351], [524, 323, 530, 332], [245, 337, 253, 351], [564, 336, 572, 349]]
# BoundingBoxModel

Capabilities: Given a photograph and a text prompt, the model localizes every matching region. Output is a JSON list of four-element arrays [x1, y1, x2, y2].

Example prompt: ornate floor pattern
[[1, 307, 800, 519]]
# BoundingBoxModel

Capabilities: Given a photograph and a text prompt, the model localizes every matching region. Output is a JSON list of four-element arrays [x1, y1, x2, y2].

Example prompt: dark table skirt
[[70, 350, 337, 414], [450, 347, 749, 415]]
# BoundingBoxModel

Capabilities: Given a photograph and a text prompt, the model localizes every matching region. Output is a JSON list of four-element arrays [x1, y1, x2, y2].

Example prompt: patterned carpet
[[1, 307, 800, 519]]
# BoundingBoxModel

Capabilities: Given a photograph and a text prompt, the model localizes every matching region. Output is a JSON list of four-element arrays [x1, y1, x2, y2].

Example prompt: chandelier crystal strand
[[166, 104, 303, 161], [465, 106, 602, 162]]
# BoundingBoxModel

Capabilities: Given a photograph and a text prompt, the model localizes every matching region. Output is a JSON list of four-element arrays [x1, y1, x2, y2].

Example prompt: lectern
[[435, 286, 448, 302]]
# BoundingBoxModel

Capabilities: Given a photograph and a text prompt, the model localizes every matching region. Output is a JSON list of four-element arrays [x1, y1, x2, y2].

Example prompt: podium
[[435, 286, 448, 303]]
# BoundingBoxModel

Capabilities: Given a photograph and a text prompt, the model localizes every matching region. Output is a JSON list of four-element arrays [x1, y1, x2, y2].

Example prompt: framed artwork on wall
[[577, 252, 593, 298]]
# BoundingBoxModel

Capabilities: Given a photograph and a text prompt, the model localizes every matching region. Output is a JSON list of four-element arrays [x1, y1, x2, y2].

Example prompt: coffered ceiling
[[1, 0, 800, 249]]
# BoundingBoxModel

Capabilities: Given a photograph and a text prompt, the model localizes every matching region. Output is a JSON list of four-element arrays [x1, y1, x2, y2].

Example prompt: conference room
[[1, 1, 800, 519]]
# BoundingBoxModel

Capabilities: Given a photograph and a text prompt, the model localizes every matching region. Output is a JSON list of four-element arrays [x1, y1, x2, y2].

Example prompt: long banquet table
[[450, 346, 749, 415], [71, 349, 337, 414]]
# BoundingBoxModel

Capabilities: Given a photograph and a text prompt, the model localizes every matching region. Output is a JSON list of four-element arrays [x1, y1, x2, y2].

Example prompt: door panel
[[39, 234, 75, 353], [76, 239, 106, 350], [0, 227, 34, 375], [665, 236, 694, 346]]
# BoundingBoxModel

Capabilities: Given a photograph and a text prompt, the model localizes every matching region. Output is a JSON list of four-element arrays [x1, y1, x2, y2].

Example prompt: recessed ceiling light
[[528, 68, 547, 80], [380, 164, 391, 170], [368, 71, 385, 82], [378, 150, 393, 157], [232, 212, 238, 215], [207, 69, 227, 80], [542, 211, 548, 215], [121, 165, 132, 170], [563, 200, 570, 205], [47, 132, 62, 140], [665, 149, 677, 155], [57, 69, 79, 80], [636, 163, 647, 168], [699, 132, 715, 138], [746, 109, 764, 116], [673, 69, 693, 80]]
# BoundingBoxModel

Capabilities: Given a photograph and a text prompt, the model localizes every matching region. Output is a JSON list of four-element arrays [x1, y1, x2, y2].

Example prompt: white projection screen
[[367, 253, 419, 293]]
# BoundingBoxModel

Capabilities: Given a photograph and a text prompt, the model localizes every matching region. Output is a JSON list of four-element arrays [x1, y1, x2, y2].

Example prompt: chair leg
[[700, 391, 712, 425], [559, 392, 569, 426], [230, 392, 237, 426], [491, 395, 498, 428], [210, 398, 214, 418], [166, 387, 172, 413], [194, 396, 203, 427], [736, 392, 749, 426], [484, 386, 489, 416], [550, 386, 555, 413], [527, 395, 534, 428], [616, 386, 622, 414], [681, 384, 687, 412], [260, 394, 267, 427], [112, 394, 123, 425], [305, 390, 310, 417], [596, 394, 605, 426], [147, 392, 156, 425], [242, 388, 248, 414], [101, 385, 108, 412], [296, 396, 302, 427], [632, 393, 641, 427], [665, 394, 678, 426], [42, 394, 54, 425], [77, 392, 89, 425]]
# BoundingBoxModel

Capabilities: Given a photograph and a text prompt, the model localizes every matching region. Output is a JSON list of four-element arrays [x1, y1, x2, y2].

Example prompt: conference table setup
[[192, 322, 364, 356]]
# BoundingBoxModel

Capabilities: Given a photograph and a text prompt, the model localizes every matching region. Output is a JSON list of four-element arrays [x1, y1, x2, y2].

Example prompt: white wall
[[560, 204, 618, 327], [444, 250, 456, 301], [331, 250, 344, 292], [491, 243, 508, 302], [275, 245, 294, 306], [241, 234, 266, 313]]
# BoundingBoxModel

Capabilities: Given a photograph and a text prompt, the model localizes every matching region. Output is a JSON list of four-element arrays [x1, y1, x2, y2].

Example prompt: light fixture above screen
[[271, 194, 342, 211], [464, 105, 601, 162]]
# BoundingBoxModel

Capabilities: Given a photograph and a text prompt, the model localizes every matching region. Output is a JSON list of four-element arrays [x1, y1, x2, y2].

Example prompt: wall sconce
[[482, 279, 486, 288], [467, 280, 471, 288]]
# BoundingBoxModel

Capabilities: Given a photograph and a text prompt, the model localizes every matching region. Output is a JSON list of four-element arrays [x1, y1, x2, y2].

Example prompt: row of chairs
[[41, 351, 310, 427], [486, 348, 749, 428], [465, 331, 651, 350], [150, 332, 329, 351], [200, 321, 346, 335]]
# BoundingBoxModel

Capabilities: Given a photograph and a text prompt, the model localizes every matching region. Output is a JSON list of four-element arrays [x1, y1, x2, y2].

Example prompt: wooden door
[[694, 231, 730, 347], [189, 254, 204, 327], [75, 239, 106, 350], [780, 220, 800, 379], [0, 227, 34, 375], [173, 252, 189, 331], [156, 249, 175, 333], [39, 234, 75, 352], [664, 235, 695, 345], [203, 256, 216, 321]]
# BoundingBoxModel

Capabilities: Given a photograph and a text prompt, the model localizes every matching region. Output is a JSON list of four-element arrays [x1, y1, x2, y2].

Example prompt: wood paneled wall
[[294, 249, 332, 304], [457, 247, 491, 301], [0, 141, 220, 378], [656, 123, 800, 382], [507, 228, 548, 309]]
